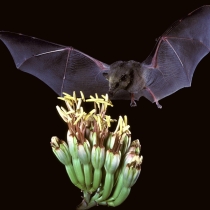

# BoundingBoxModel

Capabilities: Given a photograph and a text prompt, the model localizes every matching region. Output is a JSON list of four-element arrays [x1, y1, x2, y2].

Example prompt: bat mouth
[[108, 88, 119, 98], [108, 90, 115, 97]]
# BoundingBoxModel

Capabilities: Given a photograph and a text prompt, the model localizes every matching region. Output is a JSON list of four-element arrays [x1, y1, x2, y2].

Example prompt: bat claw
[[130, 93, 137, 107], [130, 100, 137, 107], [156, 101, 162, 109]]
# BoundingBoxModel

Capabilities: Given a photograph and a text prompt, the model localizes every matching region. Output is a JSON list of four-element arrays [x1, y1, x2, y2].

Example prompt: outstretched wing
[[0, 31, 130, 99], [141, 5, 210, 102]]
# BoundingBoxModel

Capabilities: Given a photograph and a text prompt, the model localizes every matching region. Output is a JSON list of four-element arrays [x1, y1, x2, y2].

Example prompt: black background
[[1, 2, 209, 209]]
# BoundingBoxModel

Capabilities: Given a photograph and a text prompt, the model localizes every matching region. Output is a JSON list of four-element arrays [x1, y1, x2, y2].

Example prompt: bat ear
[[102, 71, 109, 80]]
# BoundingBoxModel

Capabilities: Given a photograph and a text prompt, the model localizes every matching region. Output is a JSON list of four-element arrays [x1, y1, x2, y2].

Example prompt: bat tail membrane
[[141, 5, 210, 103]]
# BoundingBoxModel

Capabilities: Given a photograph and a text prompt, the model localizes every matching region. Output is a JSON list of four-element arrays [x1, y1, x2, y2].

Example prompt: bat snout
[[108, 86, 118, 98], [108, 90, 114, 97], [108, 84, 124, 98]]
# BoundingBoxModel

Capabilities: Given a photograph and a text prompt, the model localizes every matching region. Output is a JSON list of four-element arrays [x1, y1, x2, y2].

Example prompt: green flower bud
[[91, 145, 105, 169], [119, 133, 131, 156], [87, 130, 94, 147], [78, 141, 91, 164], [130, 156, 143, 187], [109, 134, 116, 150], [104, 150, 121, 174], [89, 146, 105, 193], [127, 139, 141, 155], [91, 131, 97, 147], [122, 156, 142, 188], [51, 136, 71, 165], [67, 131, 78, 159], [105, 133, 113, 150]]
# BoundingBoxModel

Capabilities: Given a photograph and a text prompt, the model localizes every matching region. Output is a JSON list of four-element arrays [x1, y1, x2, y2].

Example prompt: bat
[[0, 5, 209, 108]]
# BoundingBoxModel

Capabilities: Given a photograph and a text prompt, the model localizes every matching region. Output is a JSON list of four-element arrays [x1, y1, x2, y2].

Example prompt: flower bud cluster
[[51, 92, 143, 209]]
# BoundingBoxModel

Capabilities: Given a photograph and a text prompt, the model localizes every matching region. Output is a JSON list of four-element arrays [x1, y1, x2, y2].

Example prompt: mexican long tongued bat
[[0, 5, 209, 108]]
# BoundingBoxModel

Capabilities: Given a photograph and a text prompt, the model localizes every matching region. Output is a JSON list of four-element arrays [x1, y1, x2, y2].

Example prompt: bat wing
[[140, 5, 210, 103], [0, 31, 130, 99]]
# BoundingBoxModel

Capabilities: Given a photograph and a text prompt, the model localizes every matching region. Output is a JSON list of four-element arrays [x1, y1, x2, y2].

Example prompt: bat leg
[[146, 88, 162, 109], [130, 93, 137, 107]]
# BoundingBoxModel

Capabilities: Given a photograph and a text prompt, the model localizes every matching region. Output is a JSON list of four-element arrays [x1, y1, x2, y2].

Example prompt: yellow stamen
[[84, 109, 96, 121], [97, 115, 102, 131], [74, 109, 85, 125], [93, 114, 98, 122], [86, 99, 113, 107], [76, 98, 82, 110], [105, 115, 111, 127], [63, 92, 76, 101], [57, 97, 66, 101], [86, 98, 104, 103], [95, 93, 99, 99], [124, 115, 127, 126], [114, 116, 120, 134], [101, 94, 108, 101], [119, 116, 123, 135], [60, 106, 67, 111], [73, 91, 76, 100], [65, 101, 74, 112], [80, 91, 85, 101], [56, 106, 68, 122], [66, 110, 75, 115], [122, 125, 130, 133]]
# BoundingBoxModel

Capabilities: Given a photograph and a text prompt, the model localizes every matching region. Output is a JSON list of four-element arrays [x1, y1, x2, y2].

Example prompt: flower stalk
[[50, 91, 143, 209]]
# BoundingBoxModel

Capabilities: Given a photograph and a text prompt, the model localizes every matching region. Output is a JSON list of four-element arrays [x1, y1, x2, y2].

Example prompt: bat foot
[[130, 93, 137, 107], [156, 101, 162, 109], [130, 100, 137, 107]]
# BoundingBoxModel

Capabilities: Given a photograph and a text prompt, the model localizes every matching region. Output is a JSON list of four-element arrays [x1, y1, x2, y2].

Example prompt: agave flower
[[51, 91, 143, 209]]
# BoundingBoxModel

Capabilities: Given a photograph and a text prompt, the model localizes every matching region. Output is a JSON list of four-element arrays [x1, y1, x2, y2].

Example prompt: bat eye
[[120, 74, 127, 81], [115, 83, 119, 88]]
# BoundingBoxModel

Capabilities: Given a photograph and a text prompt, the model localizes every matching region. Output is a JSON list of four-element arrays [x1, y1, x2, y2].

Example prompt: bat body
[[0, 5, 209, 108], [103, 5, 210, 108]]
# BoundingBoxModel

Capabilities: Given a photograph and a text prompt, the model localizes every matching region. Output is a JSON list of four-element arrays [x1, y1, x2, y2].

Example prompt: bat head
[[103, 60, 145, 96]]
